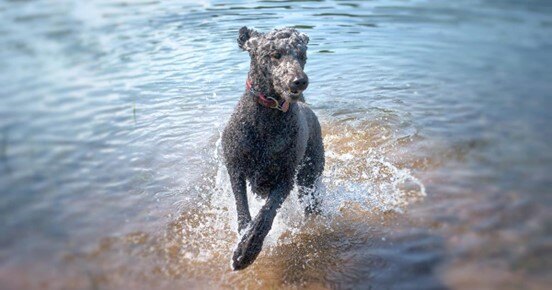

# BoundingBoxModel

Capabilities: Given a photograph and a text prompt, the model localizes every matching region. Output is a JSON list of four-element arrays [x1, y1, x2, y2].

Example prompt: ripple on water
[[1, 0, 550, 289]]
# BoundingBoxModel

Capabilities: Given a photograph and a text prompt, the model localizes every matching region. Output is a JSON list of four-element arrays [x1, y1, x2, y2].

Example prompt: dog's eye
[[271, 52, 281, 60]]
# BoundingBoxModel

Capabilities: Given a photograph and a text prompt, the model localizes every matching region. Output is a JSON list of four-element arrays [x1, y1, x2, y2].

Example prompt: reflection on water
[[1, 0, 551, 289]]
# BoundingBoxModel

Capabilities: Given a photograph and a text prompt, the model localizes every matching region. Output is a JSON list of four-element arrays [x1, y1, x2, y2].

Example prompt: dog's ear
[[299, 32, 309, 45], [238, 26, 260, 51]]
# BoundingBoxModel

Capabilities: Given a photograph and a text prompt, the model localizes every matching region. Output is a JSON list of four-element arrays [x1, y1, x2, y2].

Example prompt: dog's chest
[[245, 133, 296, 192], [248, 127, 295, 158], [239, 122, 298, 169]]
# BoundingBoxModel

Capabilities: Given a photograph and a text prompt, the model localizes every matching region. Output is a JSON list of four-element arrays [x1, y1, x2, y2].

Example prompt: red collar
[[246, 79, 289, 112]]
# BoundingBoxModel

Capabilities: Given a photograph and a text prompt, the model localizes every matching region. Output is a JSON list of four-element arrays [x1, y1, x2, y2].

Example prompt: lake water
[[1, 0, 551, 289]]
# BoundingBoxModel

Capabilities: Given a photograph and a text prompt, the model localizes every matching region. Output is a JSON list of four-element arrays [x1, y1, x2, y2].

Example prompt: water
[[1, 0, 551, 289]]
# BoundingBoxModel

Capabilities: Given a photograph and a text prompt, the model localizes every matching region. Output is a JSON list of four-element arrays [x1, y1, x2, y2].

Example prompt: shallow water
[[1, 0, 551, 289]]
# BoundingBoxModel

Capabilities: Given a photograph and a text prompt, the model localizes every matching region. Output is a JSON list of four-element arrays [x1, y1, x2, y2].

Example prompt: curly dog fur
[[222, 27, 324, 270]]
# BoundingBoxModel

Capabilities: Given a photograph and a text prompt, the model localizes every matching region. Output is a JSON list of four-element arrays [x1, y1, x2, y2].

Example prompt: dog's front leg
[[231, 182, 291, 270], [228, 169, 251, 233]]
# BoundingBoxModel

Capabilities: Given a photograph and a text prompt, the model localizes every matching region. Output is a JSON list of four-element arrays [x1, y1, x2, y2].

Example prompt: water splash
[[178, 120, 427, 264], [61, 119, 428, 289]]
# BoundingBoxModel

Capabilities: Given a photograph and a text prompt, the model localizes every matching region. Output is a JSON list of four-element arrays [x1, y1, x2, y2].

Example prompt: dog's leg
[[228, 169, 251, 233], [232, 182, 291, 270], [297, 146, 324, 215], [298, 181, 321, 215]]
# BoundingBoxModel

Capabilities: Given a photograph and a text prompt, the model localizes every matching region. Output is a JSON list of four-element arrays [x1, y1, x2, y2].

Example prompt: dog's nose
[[290, 75, 309, 91]]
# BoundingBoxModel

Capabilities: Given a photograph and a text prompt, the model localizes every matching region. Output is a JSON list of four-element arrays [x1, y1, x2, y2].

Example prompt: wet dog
[[222, 27, 324, 270]]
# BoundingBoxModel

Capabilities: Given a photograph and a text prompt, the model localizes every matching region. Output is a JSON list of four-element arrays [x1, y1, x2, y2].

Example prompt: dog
[[222, 26, 324, 270]]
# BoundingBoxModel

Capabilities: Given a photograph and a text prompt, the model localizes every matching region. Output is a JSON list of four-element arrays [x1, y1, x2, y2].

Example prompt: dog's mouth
[[288, 89, 302, 100]]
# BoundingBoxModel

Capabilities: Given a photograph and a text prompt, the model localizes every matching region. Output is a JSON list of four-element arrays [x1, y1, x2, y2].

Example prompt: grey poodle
[[222, 26, 325, 270]]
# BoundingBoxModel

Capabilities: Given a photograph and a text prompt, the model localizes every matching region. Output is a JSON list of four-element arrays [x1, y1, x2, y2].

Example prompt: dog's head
[[238, 26, 310, 103]]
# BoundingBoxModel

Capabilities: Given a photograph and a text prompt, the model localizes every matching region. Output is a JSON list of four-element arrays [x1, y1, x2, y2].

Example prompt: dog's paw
[[231, 226, 264, 270]]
